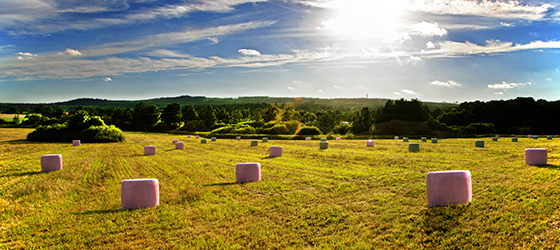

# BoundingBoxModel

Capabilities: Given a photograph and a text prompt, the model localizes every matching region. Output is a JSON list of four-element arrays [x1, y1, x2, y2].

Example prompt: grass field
[[1, 128, 559, 249], [0, 114, 23, 122]]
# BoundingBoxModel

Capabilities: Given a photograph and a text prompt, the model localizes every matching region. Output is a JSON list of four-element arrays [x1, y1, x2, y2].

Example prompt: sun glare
[[322, 0, 407, 42]]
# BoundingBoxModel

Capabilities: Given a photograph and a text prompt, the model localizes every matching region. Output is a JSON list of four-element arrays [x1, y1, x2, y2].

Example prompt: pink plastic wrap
[[525, 148, 547, 166], [175, 142, 184, 150], [72, 140, 81, 146], [427, 170, 472, 207], [144, 146, 156, 156], [269, 146, 282, 157], [366, 140, 374, 147], [236, 163, 261, 183], [41, 154, 63, 172], [121, 179, 159, 210]]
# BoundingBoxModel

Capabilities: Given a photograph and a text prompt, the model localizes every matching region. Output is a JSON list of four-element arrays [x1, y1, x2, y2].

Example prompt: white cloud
[[333, 85, 345, 90], [413, 0, 552, 20], [146, 49, 191, 58], [430, 80, 461, 87], [238, 49, 261, 56], [0, 0, 270, 35], [420, 40, 560, 58], [487, 81, 532, 90], [207, 37, 219, 44], [394, 92, 402, 95], [60, 48, 82, 56], [426, 41, 436, 49], [402, 89, 417, 95], [288, 86, 294, 90], [407, 56, 422, 65], [411, 22, 448, 37], [102, 77, 112, 81], [495, 91, 504, 95], [16, 52, 38, 60], [318, 89, 324, 93], [501, 22, 515, 27]]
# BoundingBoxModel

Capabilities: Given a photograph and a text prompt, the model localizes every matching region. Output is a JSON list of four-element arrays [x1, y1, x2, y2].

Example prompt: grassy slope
[[1, 128, 559, 249]]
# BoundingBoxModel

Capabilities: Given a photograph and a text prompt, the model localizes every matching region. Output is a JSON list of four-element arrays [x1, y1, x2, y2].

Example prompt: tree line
[[2, 97, 559, 136]]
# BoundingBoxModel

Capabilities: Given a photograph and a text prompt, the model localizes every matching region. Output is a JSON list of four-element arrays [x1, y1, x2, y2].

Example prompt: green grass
[[1, 128, 559, 249]]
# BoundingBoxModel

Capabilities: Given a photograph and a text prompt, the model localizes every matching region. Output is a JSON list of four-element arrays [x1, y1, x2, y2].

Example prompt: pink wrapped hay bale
[[306, 137, 312, 141], [394, 136, 399, 140], [121, 179, 159, 210], [367, 140, 374, 147], [525, 148, 548, 166], [236, 163, 261, 183], [496, 135, 500, 138], [528, 134, 533, 139], [187, 135, 191, 138], [195, 135, 200, 139], [336, 137, 341, 140], [144, 146, 156, 156], [427, 170, 472, 207], [41, 154, 63, 172], [269, 146, 282, 157], [72, 140, 81, 146], [172, 139, 178, 144], [175, 142, 184, 150]]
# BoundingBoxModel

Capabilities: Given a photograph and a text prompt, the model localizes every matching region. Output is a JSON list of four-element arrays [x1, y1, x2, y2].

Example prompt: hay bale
[[72, 140, 81, 146], [187, 135, 191, 138], [427, 170, 472, 207], [211, 137, 216, 142], [121, 179, 159, 210], [525, 148, 548, 166], [201, 139, 207, 144], [251, 140, 258, 146], [262, 137, 268, 143], [512, 137, 518, 142], [41, 154, 63, 172], [409, 143, 420, 152], [172, 139, 178, 144], [547, 136, 552, 140], [320, 141, 328, 149], [394, 136, 399, 140], [366, 140, 374, 147], [236, 136, 241, 140], [431, 138, 438, 143], [320, 138, 327, 141], [528, 134, 533, 138], [421, 137, 427, 142], [403, 137, 409, 142], [236, 163, 261, 183], [336, 137, 341, 140], [144, 146, 156, 156], [269, 146, 282, 157], [195, 135, 200, 139], [305, 137, 312, 141], [492, 137, 498, 142], [475, 140, 485, 148], [175, 142, 184, 150]]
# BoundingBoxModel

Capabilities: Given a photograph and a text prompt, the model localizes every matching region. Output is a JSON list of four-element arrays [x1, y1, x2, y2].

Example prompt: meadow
[[1, 128, 559, 249]]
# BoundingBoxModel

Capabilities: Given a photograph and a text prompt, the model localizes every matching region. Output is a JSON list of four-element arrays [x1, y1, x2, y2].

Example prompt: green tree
[[216, 108, 230, 124], [263, 106, 279, 122], [161, 103, 182, 124], [281, 107, 294, 121], [199, 105, 217, 129], [351, 107, 373, 134], [181, 105, 199, 122], [316, 111, 336, 134], [133, 102, 160, 128]]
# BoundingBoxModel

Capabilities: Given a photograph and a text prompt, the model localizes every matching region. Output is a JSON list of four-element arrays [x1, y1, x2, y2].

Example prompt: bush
[[268, 124, 290, 134], [333, 123, 351, 135], [465, 123, 495, 134], [297, 126, 322, 135], [27, 114, 124, 143]]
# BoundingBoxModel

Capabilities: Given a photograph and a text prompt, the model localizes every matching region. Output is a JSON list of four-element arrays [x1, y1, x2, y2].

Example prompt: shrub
[[333, 123, 351, 135], [268, 124, 290, 134], [465, 123, 495, 134], [297, 126, 322, 135], [27, 114, 124, 143], [284, 121, 300, 134]]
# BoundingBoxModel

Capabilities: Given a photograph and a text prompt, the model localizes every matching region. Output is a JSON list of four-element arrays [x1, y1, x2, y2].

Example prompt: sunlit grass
[[1, 128, 559, 249]]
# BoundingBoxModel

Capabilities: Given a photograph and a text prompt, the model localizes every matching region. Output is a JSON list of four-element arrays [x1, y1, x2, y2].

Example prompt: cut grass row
[[1, 128, 559, 249]]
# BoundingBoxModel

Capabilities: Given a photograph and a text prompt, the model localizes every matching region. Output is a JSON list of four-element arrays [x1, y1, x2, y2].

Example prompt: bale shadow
[[261, 156, 278, 159], [536, 164, 560, 170], [203, 182, 239, 187], [71, 209, 122, 215], [0, 170, 43, 178], [420, 204, 470, 247]]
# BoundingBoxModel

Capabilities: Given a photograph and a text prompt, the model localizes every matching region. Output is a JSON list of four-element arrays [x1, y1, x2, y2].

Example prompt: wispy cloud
[[60, 48, 82, 56], [238, 49, 261, 56], [411, 22, 447, 37], [102, 77, 113, 82], [401, 89, 417, 95], [420, 40, 560, 58], [487, 81, 532, 90], [0, 0, 270, 35], [413, 0, 552, 20], [430, 80, 461, 87], [146, 49, 191, 58]]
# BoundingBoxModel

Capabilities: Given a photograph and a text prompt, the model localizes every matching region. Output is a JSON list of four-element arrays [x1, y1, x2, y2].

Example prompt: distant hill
[[0, 95, 458, 111]]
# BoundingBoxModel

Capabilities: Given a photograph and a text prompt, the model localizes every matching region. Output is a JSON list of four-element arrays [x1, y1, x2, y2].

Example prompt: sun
[[321, 0, 408, 42]]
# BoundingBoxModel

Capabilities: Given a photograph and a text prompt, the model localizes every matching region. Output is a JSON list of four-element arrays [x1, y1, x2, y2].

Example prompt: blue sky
[[0, 0, 559, 103]]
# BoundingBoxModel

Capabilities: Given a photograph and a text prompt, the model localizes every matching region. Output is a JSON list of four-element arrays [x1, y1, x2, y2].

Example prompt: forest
[[1, 96, 559, 138]]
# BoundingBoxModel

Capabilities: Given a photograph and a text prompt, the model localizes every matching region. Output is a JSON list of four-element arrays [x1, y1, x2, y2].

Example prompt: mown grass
[[1, 128, 559, 249]]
